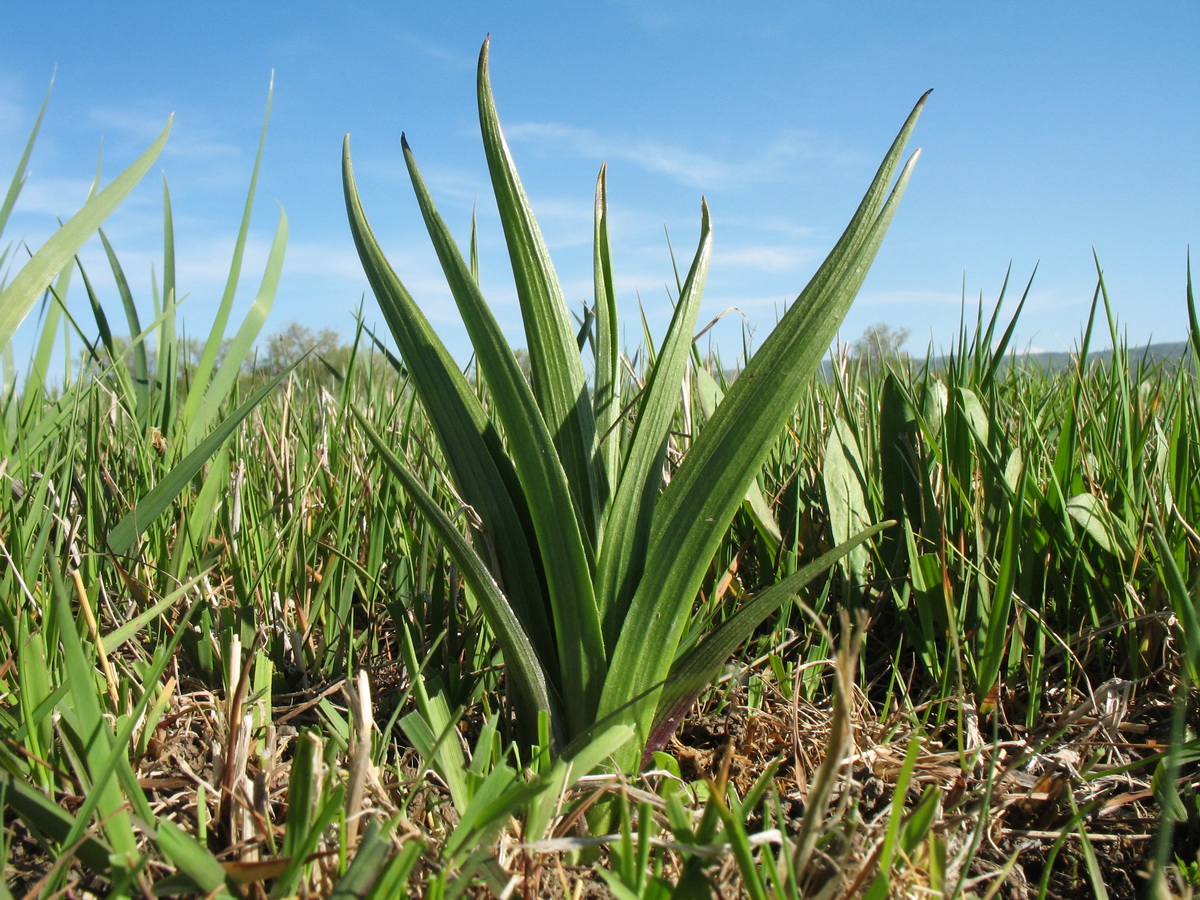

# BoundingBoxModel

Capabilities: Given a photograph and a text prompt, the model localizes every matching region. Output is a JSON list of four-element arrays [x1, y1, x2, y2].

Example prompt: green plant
[[343, 37, 925, 771]]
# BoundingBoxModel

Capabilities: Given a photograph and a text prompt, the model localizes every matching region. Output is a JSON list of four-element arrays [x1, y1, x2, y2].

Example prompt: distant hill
[[806, 340, 1195, 379], [997, 340, 1192, 374]]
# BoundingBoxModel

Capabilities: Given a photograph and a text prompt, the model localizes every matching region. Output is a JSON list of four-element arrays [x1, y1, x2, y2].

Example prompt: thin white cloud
[[87, 106, 244, 167], [856, 288, 966, 307], [504, 122, 861, 189], [283, 241, 368, 280], [395, 30, 475, 69], [505, 122, 728, 188], [716, 245, 818, 272], [0, 71, 32, 141], [7, 176, 102, 218]]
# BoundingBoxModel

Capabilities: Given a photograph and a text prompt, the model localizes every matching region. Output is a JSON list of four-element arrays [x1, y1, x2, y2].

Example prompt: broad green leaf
[[594, 202, 711, 650], [343, 137, 559, 693], [601, 92, 927, 761], [823, 416, 872, 580], [402, 135, 604, 732], [1066, 492, 1130, 559], [0, 117, 171, 349], [878, 372, 922, 562], [976, 470, 1025, 708], [477, 38, 600, 542], [955, 386, 989, 445], [353, 409, 557, 736]]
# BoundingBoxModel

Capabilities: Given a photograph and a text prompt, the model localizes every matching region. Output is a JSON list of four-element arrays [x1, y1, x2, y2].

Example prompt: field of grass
[[2, 45, 1198, 899]]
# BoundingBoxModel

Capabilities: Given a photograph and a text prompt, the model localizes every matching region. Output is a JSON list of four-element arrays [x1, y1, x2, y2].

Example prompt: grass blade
[[594, 202, 711, 649], [106, 365, 293, 558], [0, 75, 52, 242], [0, 117, 171, 350], [593, 165, 621, 505]]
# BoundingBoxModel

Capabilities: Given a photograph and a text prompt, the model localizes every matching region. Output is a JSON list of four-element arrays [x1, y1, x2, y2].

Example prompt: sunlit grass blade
[[97, 227, 150, 411], [0, 75, 51, 246], [983, 266, 1035, 387], [187, 205, 287, 447], [0, 117, 170, 350], [56, 593, 202, 875], [180, 76, 274, 438], [106, 365, 294, 558]]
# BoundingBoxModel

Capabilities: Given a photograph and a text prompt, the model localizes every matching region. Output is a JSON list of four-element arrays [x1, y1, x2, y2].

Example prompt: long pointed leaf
[[0, 117, 171, 349], [353, 409, 558, 737], [477, 38, 600, 543], [0, 75, 52, 241], [594, 202, 711, 649], [592, 165, 622, 509], [402, 136, 605, 733], [601, 92, 928, 760], [343, 137, 556, 681]]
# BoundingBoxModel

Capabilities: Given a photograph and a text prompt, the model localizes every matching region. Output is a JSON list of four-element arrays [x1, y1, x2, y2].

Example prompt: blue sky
[[2, 2, 1196, 367]]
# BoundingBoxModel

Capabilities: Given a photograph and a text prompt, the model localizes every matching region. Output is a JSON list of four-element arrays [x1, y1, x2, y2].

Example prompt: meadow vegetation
[[2, 41, 1198, 899]]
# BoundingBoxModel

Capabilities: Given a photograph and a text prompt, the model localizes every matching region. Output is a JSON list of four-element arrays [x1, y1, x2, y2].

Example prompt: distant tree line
[[80, 323, 359, 386]]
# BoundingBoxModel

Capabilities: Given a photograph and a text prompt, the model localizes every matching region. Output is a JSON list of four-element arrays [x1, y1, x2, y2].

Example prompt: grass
[[2, 42, 1198, 899]]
